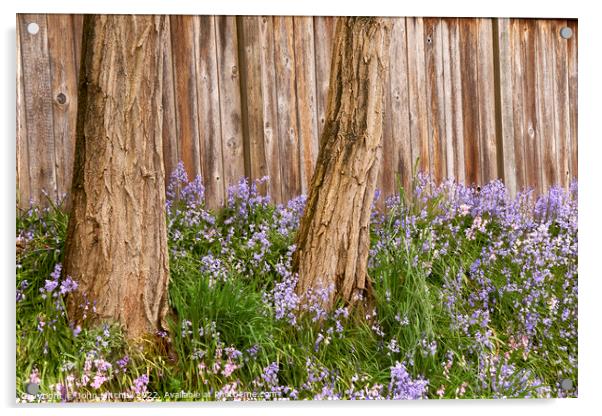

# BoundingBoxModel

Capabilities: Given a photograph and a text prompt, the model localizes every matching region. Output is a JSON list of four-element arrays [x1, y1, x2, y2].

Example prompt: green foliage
[[15, 174, 577, 401]]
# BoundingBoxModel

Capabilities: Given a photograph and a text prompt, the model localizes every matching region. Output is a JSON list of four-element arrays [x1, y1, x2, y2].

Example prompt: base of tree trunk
[[63, 15, 171, 339], [293, 17, 391, 311]]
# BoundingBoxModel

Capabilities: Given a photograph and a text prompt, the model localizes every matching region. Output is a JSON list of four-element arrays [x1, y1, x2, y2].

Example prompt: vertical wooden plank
[[550, 19, 571, 188], [457, 18, 480, 186], [238, 16, 268, 195], [196, 16, 225, 208], [313, 17, 335, 142], [215, 16, 246, 190], [433, 19, 451, 181], [170, 15, 202, 180], [476, 19, 498, 184], [377, 17, 394, 204], [273, 16, 301, 200], [46, 14, 78, 203], [440, 19, 455, 182], [405, 17, 430, 174], [519, 19, 542, 193], [71, 14, 83, 76], [16, 19, 31, 209], [566, 19, 578, 181], [507, 19, 529, 193], [387, 17, 412, 197], [258, 16, 283, 204], [496, 18, 519, 196], [161, 17, 179, 182], [18, 14, 57, 205], [294, 16, 320, 195], [443, 18, 466, 184], [534, 20, 559, 192], [424, 18, 447, 182]]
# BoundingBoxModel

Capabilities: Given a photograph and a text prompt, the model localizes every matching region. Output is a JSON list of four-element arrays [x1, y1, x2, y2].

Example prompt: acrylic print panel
[[16, 14, 577, 402]]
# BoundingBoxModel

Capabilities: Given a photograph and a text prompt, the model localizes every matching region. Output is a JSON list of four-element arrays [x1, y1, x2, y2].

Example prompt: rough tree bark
[[64, 15, 170, 339], [292, 17, 391, 310]]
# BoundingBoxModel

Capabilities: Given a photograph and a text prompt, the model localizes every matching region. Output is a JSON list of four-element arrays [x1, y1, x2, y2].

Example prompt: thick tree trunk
[[64, 15, 170, 339], [293, 17, 391, 310]]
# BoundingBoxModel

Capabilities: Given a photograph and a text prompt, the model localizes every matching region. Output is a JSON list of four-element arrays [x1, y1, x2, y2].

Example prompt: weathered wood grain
[[313, 17, 335, 142], [534, 20, 559, 192], [160, 17, 179, 185], [567, 19, 578, 182], [18, 14, 58, 204], [215, 16, 246, 191], [273, 16, 301, 198], [46, 14, 78, 202], [520, 19, 543, 193], [496, 18, 518, 196], [258, 16, 283, 204], [442, 18, 466, 184], [387, 17, 412, 197], [196, 16, 225, 208], [508, 19, 528, 193], [294, 16, 320, 195], [457, 18, 480, 186], [406, 17, 430, 174], [71, 14, 83, 76], [16, 21, 31, 210], [170, 15, 202, 180], [238, 16, 268, 196], [440, 19, 455, 182], [377, 17, 393, 204], [550, 19, 571, 188], [17, 15, 579, 206], [424, 18, 447, 182], [476, 19, 498, 183]]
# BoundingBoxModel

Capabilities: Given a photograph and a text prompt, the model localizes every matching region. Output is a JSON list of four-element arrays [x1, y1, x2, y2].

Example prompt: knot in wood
[[56, 93, 67, 104]]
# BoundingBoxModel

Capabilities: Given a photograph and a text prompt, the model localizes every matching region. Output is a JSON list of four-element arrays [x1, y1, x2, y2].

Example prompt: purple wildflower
[[59, 276, 78, 295], [132, 374, 149, 395], [44, 279, 58, 293], [116, 355, 129, 369], [388, 362, 428, 399], [261, 362, 279, 386]]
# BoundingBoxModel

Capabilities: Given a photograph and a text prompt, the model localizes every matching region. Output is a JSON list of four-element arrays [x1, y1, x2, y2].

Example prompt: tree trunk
[[292, 17, 391, 310], [64, 15, 170, 339]]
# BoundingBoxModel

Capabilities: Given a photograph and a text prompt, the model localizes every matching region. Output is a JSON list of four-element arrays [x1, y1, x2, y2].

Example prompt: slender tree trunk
[[64, 15, 170, 339], [292, 17, 391, 310]]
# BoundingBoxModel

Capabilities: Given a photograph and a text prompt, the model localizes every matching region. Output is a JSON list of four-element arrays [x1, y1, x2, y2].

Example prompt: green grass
[[15, 176, 578, 401]]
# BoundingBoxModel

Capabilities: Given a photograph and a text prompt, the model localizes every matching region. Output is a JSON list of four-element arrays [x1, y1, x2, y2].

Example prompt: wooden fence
[[16, 15, 578, 209]]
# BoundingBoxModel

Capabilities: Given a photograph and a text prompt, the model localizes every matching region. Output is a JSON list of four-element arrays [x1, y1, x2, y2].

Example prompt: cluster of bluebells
[[341, 362, 428, 400], [16, 165, 577, 400], [476, 351, 551, 398], [19, 336, 156, 403], [46, 352, 115, 402], [19, 263, 80, 342], [154, 170, 580, 399], [371, 174, 577, 397], [41, 263, 78, 299], [388, 361, 429, 399], [16, 202, 64, 259], [166, 162, 305, 282]]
